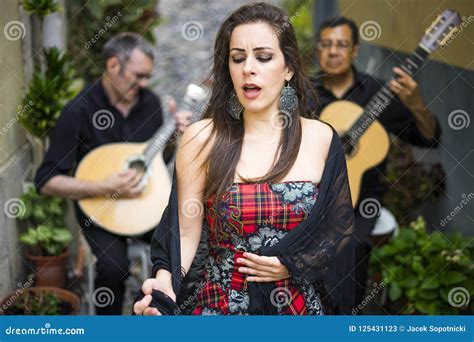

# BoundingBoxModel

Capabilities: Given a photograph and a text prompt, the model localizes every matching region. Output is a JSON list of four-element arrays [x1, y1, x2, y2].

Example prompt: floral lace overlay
[[192, 181, 324, 315]]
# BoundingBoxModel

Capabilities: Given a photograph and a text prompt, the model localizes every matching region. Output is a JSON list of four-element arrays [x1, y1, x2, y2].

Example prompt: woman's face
[[228, 22, 294, 116]]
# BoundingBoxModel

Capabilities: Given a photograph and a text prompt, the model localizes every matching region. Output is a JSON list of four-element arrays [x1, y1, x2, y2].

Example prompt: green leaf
[[33, 206, 46, 222], [415, 300, 430, 314], [421, 278, 440, 289], [427, 301, 441, 315], [426, 255, 447, 273], [20, 228, 39, 245], [36, 225, 52, 240], [459, 279, 474, 294], [430, 232, 449, 250], [19, 47, 77, 139], [52, 229, 72, 244], [401, 275, 419, 288], [21, 0, 62, 18], [412, 260, 425, 275], [402, 229, 417, 242], [405, 288, 417, 300], [18, 224, 70, 256], [439, 288, 450, 302], [389, 284, 402, 302], [419, 289, 438, 300], [442, 271, 467, 285]]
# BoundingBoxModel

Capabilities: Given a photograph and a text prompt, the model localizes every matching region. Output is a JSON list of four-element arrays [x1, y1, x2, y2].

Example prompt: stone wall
[[152, 0, 281, 104], [0, 0, 31, 299]]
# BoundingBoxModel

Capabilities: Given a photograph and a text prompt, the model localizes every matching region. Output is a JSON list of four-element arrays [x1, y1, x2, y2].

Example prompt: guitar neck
[[143, 119, 177, 165], [142, 90, 208, 165], [347, 46, 429, 141]]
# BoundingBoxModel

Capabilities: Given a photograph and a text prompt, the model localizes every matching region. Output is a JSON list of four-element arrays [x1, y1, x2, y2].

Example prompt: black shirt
[[35, 79, 165, 225], [308, 67, 441, 205]]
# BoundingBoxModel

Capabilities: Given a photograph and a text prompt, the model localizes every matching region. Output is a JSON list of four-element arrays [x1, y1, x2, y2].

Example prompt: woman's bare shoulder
[[181, 118, 214, 144], [301, 117, 334, 148], [177, 118, 215, 166]]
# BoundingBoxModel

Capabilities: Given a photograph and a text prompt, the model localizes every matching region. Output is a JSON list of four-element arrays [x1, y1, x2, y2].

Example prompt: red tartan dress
[[192, 181, 325, 315]]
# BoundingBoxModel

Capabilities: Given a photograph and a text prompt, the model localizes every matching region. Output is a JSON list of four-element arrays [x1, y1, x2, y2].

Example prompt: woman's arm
[[175, 119, 213, 276], [134, 119, 213, 315]]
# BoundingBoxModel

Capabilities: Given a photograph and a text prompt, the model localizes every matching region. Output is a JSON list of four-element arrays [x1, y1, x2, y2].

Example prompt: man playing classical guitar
[[35, 33, 192, 315], [309, 17, 441, 311]]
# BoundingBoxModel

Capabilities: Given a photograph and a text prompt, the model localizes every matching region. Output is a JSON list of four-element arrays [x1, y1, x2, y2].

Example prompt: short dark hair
[[316, 16, 359, 46], [102, 32, 155, 65]]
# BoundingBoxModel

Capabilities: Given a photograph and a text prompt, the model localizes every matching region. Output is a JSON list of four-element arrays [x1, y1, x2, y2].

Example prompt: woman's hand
[[237, 252, 290, 282], [133, 270, 176, 315]]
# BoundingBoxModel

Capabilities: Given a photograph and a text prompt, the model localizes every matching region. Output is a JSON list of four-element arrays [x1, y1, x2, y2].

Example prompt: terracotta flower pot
[[1, 286, 80, 315], [26, 249, 70, 288]]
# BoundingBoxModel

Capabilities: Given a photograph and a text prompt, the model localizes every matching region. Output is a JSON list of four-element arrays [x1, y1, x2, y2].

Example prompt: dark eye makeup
[[231, 55, 273, 63]]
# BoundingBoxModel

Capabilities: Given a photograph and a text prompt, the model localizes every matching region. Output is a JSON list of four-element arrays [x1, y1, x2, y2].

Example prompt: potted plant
[[20, 0, 79, 168], [17, 47, 79, 171], [21, 0, 62, 69], [19, 47, 79, 167], [18, 187, 72, 288], [383, 139, 445, 225], [1, 286, 80, 315], [371, 217, 473, 315]]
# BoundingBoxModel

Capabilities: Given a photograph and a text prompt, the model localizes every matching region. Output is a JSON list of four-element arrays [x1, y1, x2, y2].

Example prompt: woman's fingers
[[243, 253, 277, 267], [143, 307, 161, 316], [238, 254, 290, 282], [240, 267, 274, 277], [141, 279, 157, 295], [133, 294, 152, 315], [133, 294, 162, 315], [237, 257, 275, 274], [246, 276, 276, 282]]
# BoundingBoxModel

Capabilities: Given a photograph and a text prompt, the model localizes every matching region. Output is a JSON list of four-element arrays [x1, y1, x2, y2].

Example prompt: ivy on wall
[[66, 0, 160, 82]]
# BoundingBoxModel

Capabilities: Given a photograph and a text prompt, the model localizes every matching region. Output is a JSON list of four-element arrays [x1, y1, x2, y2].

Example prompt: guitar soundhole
[[125, 156, 150, 187], [341, 135, 357, 156], [128, 159, 147, 173]]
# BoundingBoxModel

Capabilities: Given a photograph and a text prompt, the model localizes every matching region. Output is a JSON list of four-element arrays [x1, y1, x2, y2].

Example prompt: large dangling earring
[[278, 81, 298, 115], [226, 90, 243, 120]]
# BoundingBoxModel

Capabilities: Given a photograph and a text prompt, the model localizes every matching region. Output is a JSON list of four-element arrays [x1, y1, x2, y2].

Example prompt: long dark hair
[[196, 2, 314, 201]]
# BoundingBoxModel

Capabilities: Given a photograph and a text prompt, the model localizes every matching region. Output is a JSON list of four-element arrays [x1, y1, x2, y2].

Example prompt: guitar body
[[320, 100, 390, 206], [75, 142, 172, 236]]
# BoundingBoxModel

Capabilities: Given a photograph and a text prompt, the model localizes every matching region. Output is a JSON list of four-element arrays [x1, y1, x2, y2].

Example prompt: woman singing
[[134, 2, 355, 315]]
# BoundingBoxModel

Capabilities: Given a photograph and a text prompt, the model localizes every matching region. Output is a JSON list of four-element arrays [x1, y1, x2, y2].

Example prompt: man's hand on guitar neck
[[389, 67, 425, 109], [389, 67, 438, 140], [167, 97, 193, 134]]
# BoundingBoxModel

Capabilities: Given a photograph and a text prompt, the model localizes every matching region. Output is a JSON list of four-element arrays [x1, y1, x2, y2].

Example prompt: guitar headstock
[[186, 84, 208, 103], [420, 9, 461, 53]]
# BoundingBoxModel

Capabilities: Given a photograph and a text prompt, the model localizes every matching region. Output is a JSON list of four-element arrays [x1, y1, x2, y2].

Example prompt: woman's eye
[[257, 56, 272, 62], [231, 56, 272, 63]]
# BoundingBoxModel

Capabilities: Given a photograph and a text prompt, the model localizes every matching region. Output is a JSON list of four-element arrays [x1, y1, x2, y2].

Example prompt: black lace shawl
[[149, 128, 356, 315]]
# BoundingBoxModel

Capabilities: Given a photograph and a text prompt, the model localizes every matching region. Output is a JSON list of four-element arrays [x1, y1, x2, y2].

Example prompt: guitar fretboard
[[142, 93, 208, 166], [143, 120, 177, 165], [346, 46, 429, 142]]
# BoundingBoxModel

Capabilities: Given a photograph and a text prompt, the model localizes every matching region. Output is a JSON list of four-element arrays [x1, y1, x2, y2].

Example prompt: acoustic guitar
[[319, 9, 461, 206], [75, 84, 208, 236]]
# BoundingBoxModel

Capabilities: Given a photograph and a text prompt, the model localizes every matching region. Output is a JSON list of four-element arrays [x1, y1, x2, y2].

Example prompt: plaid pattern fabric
[[194, 281, 229, 315], [192, 181, 322, 315]]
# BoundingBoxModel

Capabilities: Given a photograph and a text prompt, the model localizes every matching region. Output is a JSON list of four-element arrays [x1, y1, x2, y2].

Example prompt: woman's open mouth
[[242, 83, 262, 99]]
